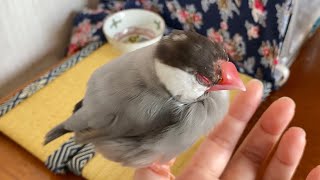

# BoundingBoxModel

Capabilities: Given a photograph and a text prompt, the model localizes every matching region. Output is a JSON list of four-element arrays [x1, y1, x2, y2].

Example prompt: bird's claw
[[148, 159, 176, 180]]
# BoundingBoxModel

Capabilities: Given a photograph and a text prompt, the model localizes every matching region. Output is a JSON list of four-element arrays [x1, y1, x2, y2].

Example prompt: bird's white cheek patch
[[155, 59, 207, 102]]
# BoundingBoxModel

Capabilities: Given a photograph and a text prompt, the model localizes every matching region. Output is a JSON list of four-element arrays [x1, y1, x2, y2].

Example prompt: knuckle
[[240, 145, 265, 168], [191, 160, 219, 178], [209, 132, 234, 151]]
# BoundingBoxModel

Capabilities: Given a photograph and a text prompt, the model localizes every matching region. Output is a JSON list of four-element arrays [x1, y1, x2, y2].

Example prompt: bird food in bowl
[[103, 9, 165, 53]]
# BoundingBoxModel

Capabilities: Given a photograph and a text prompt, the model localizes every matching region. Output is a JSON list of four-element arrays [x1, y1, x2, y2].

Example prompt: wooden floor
[[0, 133, 83, 180], [0, 30, 319, 179]]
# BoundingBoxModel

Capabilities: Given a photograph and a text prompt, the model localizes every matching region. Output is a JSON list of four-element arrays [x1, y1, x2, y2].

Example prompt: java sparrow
[[44, 30, 245, 177]]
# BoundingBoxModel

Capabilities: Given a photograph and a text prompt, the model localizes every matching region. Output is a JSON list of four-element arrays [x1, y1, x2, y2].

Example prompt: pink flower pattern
[[220, 21, 228, 30], [166, 1, 203, 30], [207, 25, 246, 62], [201, 0, 240, 21], [68, 19, 103, 55], [249, 0, 267, 27], [258, 40, 280, 67], [245, 21, 260, 40], [136, 0, 163, 13]]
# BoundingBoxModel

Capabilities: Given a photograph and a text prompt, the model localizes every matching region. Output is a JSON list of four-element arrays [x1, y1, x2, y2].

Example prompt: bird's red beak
[[208, 60, 246, 91]]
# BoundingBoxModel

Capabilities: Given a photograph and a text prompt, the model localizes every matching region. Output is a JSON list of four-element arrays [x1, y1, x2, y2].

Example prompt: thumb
[[134, 168, 170, 180]]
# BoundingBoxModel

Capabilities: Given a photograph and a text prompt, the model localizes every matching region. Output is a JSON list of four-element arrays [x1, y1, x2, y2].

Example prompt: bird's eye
[[195, 73, 212, 87]]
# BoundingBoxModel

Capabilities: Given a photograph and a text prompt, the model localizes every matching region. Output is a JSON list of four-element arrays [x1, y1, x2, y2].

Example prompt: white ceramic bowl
[[103, 9, 165, 53]]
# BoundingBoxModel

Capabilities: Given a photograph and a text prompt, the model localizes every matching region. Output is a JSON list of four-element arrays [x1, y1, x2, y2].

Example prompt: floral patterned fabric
[[67, 0, 296, 94]]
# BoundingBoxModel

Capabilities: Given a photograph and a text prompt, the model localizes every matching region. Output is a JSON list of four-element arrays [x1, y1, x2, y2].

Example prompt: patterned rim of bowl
[[103, 9, 165, 45]]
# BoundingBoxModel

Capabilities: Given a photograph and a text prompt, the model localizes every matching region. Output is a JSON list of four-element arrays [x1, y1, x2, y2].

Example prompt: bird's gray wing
[[62, 44, 175, 143], [155, 91, 229, 163], [69, 91, 178, 144]]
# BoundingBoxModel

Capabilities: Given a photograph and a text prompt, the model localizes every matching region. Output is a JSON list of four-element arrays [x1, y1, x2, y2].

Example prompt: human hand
[[134, 79, 320, 180]]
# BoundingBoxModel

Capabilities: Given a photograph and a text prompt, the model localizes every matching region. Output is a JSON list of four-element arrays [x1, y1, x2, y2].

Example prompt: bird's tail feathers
[[43, 123, 70, 145]]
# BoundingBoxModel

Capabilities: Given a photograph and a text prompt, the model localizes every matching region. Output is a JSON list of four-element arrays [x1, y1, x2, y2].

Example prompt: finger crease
[[192, 160, 220, 178], [227, 113, 239, 122], [276, 154, 293, 166], [259, 122, 279, 136], [240, 146, 265, 169], [209, 131, 234, 151], [228, 106, 254, 122]]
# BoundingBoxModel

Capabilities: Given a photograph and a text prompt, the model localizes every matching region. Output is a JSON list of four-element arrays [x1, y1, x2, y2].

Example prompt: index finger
[[178, 79, 263, 180]]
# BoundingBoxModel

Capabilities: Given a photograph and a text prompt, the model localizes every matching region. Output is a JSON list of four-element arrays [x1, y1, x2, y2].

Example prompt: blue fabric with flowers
[[67, 0, 294, 94]]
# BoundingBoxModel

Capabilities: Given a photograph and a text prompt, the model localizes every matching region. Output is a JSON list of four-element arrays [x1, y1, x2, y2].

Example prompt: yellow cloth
[[0, 44, 251, 180]]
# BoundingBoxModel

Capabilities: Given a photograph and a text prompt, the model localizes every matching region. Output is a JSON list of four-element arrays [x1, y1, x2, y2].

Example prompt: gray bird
[[44, 30, 245, 176]]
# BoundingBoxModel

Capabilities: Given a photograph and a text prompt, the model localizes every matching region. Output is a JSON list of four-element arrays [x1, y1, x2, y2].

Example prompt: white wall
[[0, 0, 97, 97]]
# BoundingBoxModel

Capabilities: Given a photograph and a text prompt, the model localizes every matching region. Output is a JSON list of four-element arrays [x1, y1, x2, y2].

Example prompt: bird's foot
[[148, 159, 176, 179]]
